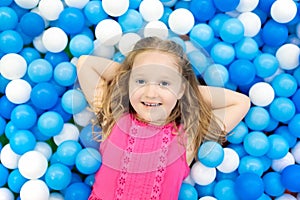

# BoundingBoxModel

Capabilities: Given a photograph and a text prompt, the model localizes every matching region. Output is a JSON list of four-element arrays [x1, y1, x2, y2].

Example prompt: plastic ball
[[49, 192, 64, 200], [244, 106, 270, 131], [10, 104, 37, 130], [208, 13, 231, 37], [54, 62, 77, 87], [69, 34, 94, 58], [238, 12, 261, 37], [0, 144, 20, 169], [118, 33, 141, 55], [18, 151, 48, 179], [0, 188, 14, 200], [143, 20, 169, 39], [227, 121, 249, 144], [274, 126, 296, 148], [262, 19, 288, 47], [27, 59, 53, 83], [42, 27, 68, 53], [14, 0, 39, 9], [178, 183, 198, 200], [38, 0, 64, 21], [139, 0, 163, 22], [5, 79, 31, 104], [198, 141, 224, 168], [64, 0, 89, 9], [0, 7, 18, 31], [95, 19, 122, 46], [271, 73, 297, 97], [168, 8, 195, 35], [30, 82, 58, 110], [45, 163, 72, 190], [56, 140, 82, 166], [269, 97, 296, 123], [275, 43, 300, 70], [75, 148, 101, 175], [102, 0, 129, 17], [0, 53, 27, 80], [79, 124, 101, 149], [253, 53, 279, 78], [214, 179, 239, 200], [190, 23, 214, 48], [0, 29, 23, 53], [272, 152, 295, 172], [210, 42, 235, 65], [44, 51, 70, 67], [238, 155, 265, 176], [249, 82, 275, 107], [32, 34, 48, 54], [20, 47, 41, 64], [236, 0, 259, 12], [73, 107, 95, 127], [19, 12, 45, 37], [281, 164, 300, 192], [37, 111, 64, 137], [34, 142, 53, 161], [189, 0, 216, 22], [270, 0, 297, 23], [204, 64, 229, 87], [217, 148, 240, 173], [263, 172, 285, 197], [229, 59, 256, 86], [266, 134, 289, 159], [190, 161, 216, 185], [292, 89, 300, 112], [61, 89, 87, 114], [234, 173, 264, 200], [7, 169, 28, 193], [288, 114, 300, 138], [58, 7, 85, 35], [0, 164, 9, 187], [64, 182, 91, 200], [243, 131, 270, 157], [213, 0, 239, 12], [234, 37, 259, 60], [84, 1, 108, 25], [118, 9, 143, 33], [10, 130, 36, 155], [187, 50, 210, 76], [20, 179, 49, 200], [219, 18, 244, 43]]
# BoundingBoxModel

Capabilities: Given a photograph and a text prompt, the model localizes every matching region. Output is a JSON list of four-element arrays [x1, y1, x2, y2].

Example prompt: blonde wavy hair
[[94, 36, 226, 158]]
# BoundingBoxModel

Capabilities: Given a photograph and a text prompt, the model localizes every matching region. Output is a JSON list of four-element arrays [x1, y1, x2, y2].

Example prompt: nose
[[144, 83, 158, 98]]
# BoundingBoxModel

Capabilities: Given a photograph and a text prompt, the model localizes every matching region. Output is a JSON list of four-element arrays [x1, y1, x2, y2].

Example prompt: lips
[[141, 102, 162, 107]]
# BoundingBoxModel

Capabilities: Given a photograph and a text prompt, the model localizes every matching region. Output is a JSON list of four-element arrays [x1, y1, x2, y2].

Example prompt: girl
[[76, 37, 250, 200]]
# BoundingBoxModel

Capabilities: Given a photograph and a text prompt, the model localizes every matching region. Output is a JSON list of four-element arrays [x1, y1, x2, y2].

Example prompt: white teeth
[[143, 102, 160, 107]]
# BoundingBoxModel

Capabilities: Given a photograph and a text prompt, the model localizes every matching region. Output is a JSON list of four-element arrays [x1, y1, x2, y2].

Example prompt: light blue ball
[[45, 163, 72, 190], [204, 64, 229, 87], [190, 23, 214, 48], [7, 169, 27, 193], [243, 131, 270, 157], [118, 9, 143, 33], [83, 1, 108, 25], [187, 50, 210, 76], [0, 30, 23, 53], [56, 140, 82, 166], [262, 172, 285, 197], [37, 111, 64, 137], [69, 34, 94, 58], [178, 183, 198, 200], [198, 141, 224, 167], [0, 7, 18, 31], [210, 42, 235, 65], [208, 13, 231, 37], [244, 106, 270, 131], [19, 47, 41, 64], [214, 179, 239, 200], [75, 148, 101, 175], [227, 121, 249, 144], [11, 104, 37, 130], [269, 97, 296, 123], [0, 164, 9, 187], [253, 53, 279, 78], [27, 59, 53, 83], [288, 114, 300, 138], [61, 89, 87, 114], [10, 130, 36, 155], [238, 156, 265, 176], [220, 18, 244, 43], [234, 37, 259, 60], [271, 73, 298, 97], [274, 126, 297, 148], [266, 134, 289, 159], [54, 62, 77, 87]]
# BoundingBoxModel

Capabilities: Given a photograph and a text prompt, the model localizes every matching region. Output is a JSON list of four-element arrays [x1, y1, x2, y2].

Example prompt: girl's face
[[129, 51, 185, 125]]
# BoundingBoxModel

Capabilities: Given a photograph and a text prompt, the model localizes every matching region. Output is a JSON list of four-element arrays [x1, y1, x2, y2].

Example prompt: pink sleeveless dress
[[89, 114, 190, 200]]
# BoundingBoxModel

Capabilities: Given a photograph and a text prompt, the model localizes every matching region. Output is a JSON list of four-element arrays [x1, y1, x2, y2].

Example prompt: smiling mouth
[[142, 102, 162, 107]]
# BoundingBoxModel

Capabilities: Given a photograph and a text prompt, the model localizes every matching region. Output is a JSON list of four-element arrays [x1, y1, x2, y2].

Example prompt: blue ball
[[58, 7, 85, 34], [51, 100, 72, 122], [258, 0, 276, 13], [178, 183, 198, 200], [19, 12, 45, 37], [204, 64, 229, 87], [45, 163, 72, 190], [253, 53, 279, 78], [7, 169, 27, 193], [210, 42, 235, 65], [220, 18, 244, 43], [288, 114, 300, 138], [61, 89, 87, 114], [271, 73, 298, 97], [0, 0, 13, 6], [194, 181, 215, 197], [11, 104, 37, 130], [214, 179, 239, 200], [234, 173, 264, 200], [238, 156, 265, 176], [269, 97, 296, 123], [31, 82, 59, 110], [4, 121, 19, 140], [208, 13, 231, 37], [216, 170, 238, 181], [174, 1, 190, 9], [56, 140, 82, 166], [262, 172, 285, 197], [37, 111, 64, 137], [262, 19, 288, 47], [54, 62, 77, 87], [243, 131, 270, 157], [0, 164, 9, 187], [292, 89, 300, 113], [19, 47, 41, 64], [83, 0, 108, 25], [0, 7, 18, 31], [189, 0, 216, 22], [79, 124, 101, 149], [213, 0, 239, 12], [118, 9, 143, 33], [263, 116, 279, 132], [69, 34, 94, 58], [227, 121, 249, 144], [229, 59, 256, 86], [10, 130, 36, 155], [281, 164, 300, 192], [75, 148, 101, 175], [0, 30, 23, 53], [129, 0, 142, 9], [234, 37, 259, 60], [190, 23, 214, 48], [44, 51, 70, 67], [84, 174, 95, 187], [266, 134, 289, 159], [187, 50, 210, 76], [274, 126, 297, 148], [244, 106, 270, 131], [64, 182, 91, 200], [27, 59, 53, 83], [0, 74, 10, 94], [198, 141, 224, 167]]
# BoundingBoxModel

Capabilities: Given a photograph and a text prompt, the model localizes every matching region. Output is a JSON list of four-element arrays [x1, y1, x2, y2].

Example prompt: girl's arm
[[76, 55, 121, 105], [198, 86, 251, 133]]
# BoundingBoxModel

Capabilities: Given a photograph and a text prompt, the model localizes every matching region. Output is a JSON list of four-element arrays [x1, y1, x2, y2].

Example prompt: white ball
[[20, 180, 50, 200], [38, 0, 64, 21], [95, 19, 122, 46], [168, 8, 195, 35], [238, 12, 261, 37], [93, 40, 115, 59], [18, 151, 48, 179], [0, 53, 27, 80], [276, 194, 297, 200], [118, 33, 141, 55], [271, 0, 297, 23], [42, 27, 68, 53], [64, 0, 89, 9], [272, 152, 295, 172], [0, 144, 21, 169], [249, 82, 275, 107], [5, 79, 32, 104], [0, 188, 14, 200], [217, 148, 240, 173], [14, 0, 39, 9], [34, 142, 53, 160], [236, 0, 259, 12], [102, 0, 129, 17], [276, 43, 300, 70], [33, 34, 48, 54], [291, 141, 300, 164], [143, 20, 169, 39], [49, 192, 64, 200], [53, 123, 80, 146], [199, 197, 217, 200], [73, 107, 95, 127], [190, 161, 216, 185], [139, 0, 164, 22]]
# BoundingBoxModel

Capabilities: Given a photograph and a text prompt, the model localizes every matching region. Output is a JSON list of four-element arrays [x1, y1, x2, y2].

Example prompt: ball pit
[[0, 0, 299, 199]]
